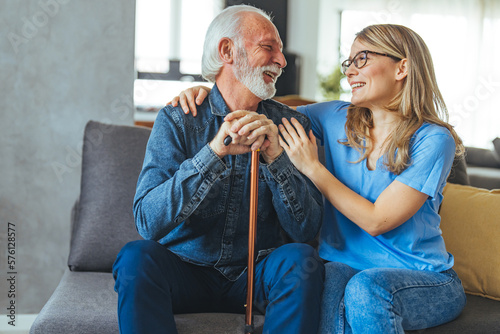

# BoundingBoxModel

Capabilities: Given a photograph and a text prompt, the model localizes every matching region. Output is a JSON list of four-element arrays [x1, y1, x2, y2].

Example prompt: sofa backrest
[[68, 121, 150, 272]]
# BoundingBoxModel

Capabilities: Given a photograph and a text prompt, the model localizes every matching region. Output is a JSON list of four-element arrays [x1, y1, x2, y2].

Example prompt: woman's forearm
[[304, 162, 422, 236], [305, 163, 385, 235]]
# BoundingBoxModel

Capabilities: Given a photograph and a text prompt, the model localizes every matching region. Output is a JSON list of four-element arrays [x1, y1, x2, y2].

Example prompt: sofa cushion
[[30, 269, 265, 334], [405, 294, 500, 333], [30, 270, 120, 333], [68, 121, 150, 272], [439, 183, 500, 301]]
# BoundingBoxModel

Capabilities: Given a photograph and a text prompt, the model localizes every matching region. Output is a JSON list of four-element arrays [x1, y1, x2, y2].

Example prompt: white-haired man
[[113, 5, 324, 333]]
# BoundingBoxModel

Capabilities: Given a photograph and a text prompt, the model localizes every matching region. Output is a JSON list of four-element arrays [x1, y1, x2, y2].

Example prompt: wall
[[287, 0, 320, 100], [0, 0, 136, 314]]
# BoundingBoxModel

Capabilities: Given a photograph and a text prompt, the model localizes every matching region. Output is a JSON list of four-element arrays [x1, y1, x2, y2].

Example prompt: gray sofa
[[465, 139, 500, 189], [31, 121, 500, 333]]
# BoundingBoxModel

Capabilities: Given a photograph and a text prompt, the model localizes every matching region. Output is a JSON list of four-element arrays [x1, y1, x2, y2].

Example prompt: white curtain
[[318, 0, 500, 148]]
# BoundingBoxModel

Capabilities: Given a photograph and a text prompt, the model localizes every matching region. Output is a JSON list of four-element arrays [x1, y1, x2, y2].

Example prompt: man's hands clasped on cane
[[168, 87, 283, 163], [209, 119, 261, 158], [223, 110, 283, 163], [211, 110, 283, 163]]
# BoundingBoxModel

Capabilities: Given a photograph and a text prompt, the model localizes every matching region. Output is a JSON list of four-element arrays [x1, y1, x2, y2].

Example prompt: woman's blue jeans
[[113, 240, 324, 334], [319, 261, 466, 334]]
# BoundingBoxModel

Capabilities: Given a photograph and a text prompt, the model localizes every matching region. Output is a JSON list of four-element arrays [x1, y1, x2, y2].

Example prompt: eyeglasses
[[341, 50, 402, 75]]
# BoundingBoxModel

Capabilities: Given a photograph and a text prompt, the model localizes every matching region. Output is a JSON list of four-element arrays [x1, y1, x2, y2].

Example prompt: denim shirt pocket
[[192, 168, 232, 218]]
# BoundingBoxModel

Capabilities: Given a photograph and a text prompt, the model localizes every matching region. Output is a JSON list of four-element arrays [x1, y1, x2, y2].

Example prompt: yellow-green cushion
[[440, 183, 500, 301]]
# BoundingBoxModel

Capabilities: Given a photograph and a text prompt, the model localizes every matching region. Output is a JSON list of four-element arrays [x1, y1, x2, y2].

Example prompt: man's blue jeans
[[319, 261, 466, 334], [113, 240, 324, 334]]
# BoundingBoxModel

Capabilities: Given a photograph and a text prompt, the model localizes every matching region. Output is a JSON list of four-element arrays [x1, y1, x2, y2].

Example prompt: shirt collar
[[208, 83, 269, 117], [208, 84, 232, 117]]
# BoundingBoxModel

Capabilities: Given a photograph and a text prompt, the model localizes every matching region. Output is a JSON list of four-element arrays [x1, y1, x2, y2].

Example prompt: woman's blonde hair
[[342, 24, 464, 174]]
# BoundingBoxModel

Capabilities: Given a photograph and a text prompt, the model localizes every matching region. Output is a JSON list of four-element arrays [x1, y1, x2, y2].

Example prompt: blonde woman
[[171, 24, 466, 333], [277, 24, 466, 333]]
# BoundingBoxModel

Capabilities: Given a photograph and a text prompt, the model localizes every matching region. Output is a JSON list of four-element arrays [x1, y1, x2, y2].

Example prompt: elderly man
[[112, 5, 324, 334]]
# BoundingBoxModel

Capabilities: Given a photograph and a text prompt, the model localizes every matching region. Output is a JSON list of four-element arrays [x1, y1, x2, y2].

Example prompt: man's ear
[[218, 38, 234, 64], [396, 58, 408, 81]]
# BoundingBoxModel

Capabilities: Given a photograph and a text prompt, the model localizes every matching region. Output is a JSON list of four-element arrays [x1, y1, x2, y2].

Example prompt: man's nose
[[275, 51, 287, 69]]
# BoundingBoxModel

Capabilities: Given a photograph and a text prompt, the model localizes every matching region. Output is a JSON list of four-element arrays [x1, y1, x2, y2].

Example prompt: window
[[134, 0, 223, 118], [319, 0, 500, 148]]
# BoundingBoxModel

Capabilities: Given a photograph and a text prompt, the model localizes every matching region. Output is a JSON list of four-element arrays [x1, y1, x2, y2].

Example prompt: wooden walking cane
[[245, 149, 260, 334], [223, 135, 259, 333]]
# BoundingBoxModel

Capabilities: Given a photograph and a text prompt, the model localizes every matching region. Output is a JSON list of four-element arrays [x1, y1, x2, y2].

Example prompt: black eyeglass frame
[[341, 50, 402, 75]]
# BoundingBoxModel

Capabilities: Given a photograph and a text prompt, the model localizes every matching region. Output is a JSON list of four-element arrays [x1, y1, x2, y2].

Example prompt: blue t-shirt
[[298, 101, 456, 272]]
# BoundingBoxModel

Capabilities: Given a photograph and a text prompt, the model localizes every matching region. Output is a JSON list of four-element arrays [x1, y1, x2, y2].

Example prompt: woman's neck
[[369, 107, 399, 140]]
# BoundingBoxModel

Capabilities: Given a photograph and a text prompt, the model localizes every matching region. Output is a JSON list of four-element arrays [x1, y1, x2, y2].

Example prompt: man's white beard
[[233, 49, 281, 100]]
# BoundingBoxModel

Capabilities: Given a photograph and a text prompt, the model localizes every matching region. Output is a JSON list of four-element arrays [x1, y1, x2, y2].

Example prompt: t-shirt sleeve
[[297, 101, 350, 143], [395, 126, 456, 199]]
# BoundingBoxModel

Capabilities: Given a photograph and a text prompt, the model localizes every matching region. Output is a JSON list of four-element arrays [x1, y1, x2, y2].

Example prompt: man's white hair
[[201, 5, 272, 83]]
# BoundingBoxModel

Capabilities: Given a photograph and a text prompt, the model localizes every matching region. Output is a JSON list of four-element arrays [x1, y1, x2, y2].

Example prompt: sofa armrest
[[465, 146, 500, 168]]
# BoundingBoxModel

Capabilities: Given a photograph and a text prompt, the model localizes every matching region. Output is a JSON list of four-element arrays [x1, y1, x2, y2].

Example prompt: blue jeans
[[113, 240, 324, 334], [319, 262, 466, 334]]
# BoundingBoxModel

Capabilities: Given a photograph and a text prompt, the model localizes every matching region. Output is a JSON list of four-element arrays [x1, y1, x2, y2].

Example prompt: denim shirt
[[133, 85, 323, 280]]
